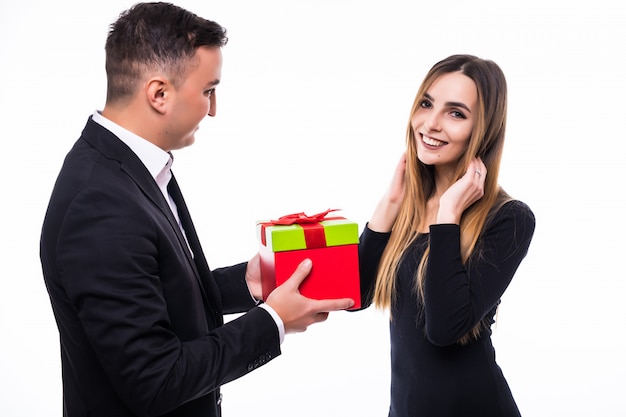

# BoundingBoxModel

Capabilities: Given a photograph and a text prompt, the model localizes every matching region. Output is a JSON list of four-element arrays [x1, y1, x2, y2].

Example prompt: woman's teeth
[[423, 136, 446, 147]]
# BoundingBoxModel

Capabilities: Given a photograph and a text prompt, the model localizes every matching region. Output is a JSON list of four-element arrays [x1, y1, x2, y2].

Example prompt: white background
[[1, 1, 625, 416]]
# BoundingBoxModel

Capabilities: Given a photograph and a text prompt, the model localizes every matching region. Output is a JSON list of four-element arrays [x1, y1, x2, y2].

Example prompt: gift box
[[257, 209, 361, 310]]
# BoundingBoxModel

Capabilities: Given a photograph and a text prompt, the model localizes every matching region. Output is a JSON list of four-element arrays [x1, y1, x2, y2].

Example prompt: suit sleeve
[[56, 186, 280, 416], [211, 262, 258, 314], [424, 200, 536, 346]]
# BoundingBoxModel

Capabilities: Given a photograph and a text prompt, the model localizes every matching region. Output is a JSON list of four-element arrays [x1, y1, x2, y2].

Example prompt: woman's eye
[[419, 99, 432, 109], [451, 110, 466, 119], [205, 88, 215, 97]]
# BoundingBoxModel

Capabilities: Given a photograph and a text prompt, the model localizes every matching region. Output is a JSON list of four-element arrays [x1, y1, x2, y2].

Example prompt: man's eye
[[205, 88, 215, 97]]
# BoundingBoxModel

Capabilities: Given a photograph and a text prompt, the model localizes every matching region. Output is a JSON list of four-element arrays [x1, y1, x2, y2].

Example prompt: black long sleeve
[[357, 200, 535, 417], [425, 200, 535, 346]]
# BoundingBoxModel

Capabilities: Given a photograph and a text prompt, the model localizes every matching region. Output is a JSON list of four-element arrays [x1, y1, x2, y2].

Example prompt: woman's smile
[[421, 134, 448, 148]]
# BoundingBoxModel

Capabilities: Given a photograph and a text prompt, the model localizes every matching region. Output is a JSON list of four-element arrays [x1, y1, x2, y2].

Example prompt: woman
[[358, 54, 535, 416]]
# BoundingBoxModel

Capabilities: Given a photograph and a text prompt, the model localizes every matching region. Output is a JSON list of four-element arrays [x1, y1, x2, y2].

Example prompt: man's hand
[[245, 253, 263, 300], [265, 259, 354, 334]]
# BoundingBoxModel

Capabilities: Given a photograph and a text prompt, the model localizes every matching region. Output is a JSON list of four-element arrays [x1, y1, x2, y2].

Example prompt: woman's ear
[[145, 77, 169, 114]]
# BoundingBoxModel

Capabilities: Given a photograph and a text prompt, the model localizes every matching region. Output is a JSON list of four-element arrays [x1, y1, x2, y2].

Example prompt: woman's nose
[[424, 112, 441, 132]]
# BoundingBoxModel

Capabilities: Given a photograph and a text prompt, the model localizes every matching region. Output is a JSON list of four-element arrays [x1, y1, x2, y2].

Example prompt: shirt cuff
[[259, 303, 285, 345]]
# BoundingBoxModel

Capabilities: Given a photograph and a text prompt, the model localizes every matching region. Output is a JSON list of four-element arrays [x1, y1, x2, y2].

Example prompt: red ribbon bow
[[268, 208, 340, 225], [260, 209, 342, 249]]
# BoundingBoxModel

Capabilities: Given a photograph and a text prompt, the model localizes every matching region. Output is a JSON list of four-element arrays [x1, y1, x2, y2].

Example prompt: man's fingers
[[313, 297, 355, 312], [282, 258, 313, 290], [315, 312, 330, 323]]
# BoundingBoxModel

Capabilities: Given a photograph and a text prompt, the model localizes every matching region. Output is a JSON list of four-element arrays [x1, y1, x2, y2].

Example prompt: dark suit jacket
[[40, 117, 280, 417]]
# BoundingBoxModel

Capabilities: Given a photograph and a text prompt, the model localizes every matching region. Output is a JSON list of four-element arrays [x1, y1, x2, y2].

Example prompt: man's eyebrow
[[424, 93, 471, 113], [206, 79, 220, 88]]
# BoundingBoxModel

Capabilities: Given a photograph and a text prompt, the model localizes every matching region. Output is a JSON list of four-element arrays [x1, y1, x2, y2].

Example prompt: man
[[39, 3, 354, 416]]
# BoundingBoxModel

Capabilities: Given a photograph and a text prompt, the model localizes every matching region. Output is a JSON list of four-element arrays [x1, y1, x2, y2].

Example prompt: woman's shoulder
[[487, 198, 536, 237], [500, 199, 535, 219]]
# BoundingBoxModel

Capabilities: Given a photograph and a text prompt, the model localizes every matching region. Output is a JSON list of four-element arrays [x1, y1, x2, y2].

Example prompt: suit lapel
[[82, 117, 171, 221], [168, 174, 224, 324], [82, 118, 223, 325]]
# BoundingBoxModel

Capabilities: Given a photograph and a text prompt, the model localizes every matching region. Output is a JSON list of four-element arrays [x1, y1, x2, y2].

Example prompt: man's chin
[[174, 135, 196, 151]]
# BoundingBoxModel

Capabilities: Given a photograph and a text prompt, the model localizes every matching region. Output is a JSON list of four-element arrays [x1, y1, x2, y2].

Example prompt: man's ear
[[145, 77, 170, 114]]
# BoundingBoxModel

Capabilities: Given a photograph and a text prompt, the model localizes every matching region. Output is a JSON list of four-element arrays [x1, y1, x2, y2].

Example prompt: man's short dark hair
[[105, 2, 228, 102]]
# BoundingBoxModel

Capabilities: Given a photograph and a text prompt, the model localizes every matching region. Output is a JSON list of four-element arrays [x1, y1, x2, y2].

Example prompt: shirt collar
[[92, 110, 172, 182]]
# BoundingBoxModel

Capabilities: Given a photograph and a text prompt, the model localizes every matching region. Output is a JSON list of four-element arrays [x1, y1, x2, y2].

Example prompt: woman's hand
[[368, 152, 407, 233], [437, 158, 486, 225]]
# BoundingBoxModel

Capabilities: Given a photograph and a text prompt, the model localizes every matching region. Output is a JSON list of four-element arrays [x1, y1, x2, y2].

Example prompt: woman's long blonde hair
[[373, 54, 512, 344]]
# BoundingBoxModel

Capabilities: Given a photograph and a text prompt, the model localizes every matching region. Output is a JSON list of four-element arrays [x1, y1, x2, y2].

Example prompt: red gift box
[[257, 209, 361, 310]]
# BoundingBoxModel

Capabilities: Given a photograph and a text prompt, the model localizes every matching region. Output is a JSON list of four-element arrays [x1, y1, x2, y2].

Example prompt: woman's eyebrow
[[424, 93, 471, 113]]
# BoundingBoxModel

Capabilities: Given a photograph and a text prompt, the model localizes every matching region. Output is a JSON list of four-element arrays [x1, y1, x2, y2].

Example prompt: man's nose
[[208, 91, 217, 117]]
